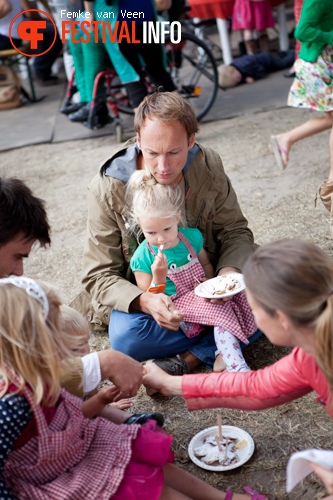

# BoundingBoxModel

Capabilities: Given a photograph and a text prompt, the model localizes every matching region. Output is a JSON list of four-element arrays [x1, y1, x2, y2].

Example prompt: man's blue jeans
[[109, 310, 262, 368]]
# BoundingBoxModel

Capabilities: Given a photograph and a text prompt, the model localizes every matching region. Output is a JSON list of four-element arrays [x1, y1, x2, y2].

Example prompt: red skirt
[[232, 0, 275, 31], [113, 420, 174, 499]]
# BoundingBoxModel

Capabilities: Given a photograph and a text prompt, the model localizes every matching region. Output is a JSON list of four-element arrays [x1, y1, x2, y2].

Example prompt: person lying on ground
[[218, 50, 295, 88]]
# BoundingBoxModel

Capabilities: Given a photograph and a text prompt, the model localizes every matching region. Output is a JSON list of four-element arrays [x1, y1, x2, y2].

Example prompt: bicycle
[[63, 23, 218, 141]]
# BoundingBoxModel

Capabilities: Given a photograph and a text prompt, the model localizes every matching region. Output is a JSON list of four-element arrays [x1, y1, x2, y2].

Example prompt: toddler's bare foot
[[213, 354, 226, 372]]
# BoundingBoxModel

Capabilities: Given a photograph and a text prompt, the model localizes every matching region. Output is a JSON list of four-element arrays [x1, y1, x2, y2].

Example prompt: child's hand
[[111, 399, 133, 410], [151, 245, 168, 284], [97, 385, 121, 405]]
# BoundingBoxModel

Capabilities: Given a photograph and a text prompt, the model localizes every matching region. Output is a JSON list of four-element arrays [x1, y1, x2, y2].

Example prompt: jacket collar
[[101, 138, 200, 182]]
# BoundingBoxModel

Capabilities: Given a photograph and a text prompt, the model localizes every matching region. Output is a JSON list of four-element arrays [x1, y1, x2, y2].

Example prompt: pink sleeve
[[182, 348, 314, 411]]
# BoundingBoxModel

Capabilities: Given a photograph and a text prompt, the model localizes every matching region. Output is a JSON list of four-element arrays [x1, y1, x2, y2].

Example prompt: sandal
[[225, 485, 267, 499], [314, 179, 333, 236], [314, 178, 333, 212], [270, 136, 288, 171]]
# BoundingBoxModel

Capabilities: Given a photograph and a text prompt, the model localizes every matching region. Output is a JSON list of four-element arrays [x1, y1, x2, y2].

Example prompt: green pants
[[68, 33, 105, 103]]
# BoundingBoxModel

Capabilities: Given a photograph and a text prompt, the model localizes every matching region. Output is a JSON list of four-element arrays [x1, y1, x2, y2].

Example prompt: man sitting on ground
[[73, 91, 262, 377]]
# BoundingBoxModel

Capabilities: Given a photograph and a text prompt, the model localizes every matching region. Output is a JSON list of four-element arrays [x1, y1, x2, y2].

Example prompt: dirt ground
[[2, 105, 333, 499]]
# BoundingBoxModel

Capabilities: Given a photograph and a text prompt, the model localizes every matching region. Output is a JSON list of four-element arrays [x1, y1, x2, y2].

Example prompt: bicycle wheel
[[164, 31, 218, 121]]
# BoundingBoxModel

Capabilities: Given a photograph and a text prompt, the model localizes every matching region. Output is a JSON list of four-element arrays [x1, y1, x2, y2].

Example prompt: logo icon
[[9, 9, 57, 57]]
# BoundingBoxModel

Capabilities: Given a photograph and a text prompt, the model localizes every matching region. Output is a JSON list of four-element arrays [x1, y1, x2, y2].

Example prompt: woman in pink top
[[144, 239, 333, 497]]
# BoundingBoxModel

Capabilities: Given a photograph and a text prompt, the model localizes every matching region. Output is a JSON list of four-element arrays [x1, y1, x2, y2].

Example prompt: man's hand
[[151, 246, 168, 284], [137, 291, 184, 330], [98, 350, 143, 399], [143, 363, 183, 396]]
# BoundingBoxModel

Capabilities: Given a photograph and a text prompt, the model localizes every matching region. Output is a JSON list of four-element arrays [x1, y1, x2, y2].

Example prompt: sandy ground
[[1, 105, 333, 499]]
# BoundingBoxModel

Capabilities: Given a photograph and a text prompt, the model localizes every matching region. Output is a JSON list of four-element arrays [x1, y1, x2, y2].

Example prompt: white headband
[[0, 277, 49, 319]]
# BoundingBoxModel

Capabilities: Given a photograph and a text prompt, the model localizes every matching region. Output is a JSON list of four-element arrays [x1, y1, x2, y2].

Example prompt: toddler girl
[[0, 276, 255, 500], [232, 0, 275, 55], [127, 171, 257, 373], [60, 304, 164, 425]]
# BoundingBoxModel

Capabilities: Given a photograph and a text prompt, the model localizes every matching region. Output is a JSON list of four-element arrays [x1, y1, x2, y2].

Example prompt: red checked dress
[[148, 232, 256, 341], [2, 382, 173, 499]]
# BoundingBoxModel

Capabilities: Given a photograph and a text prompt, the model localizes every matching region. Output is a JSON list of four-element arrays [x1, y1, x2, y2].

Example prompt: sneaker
[[86, 102, 111, 130], [68, 103, 90, 122], [60, 101, 87, 115], [124, 412, 164, 427], [152, 354, 189, 376]]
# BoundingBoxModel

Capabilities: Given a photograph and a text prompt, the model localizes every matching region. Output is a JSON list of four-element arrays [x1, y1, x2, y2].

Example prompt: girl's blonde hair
[[125, 170, 186, 234], [0, 280, 75, 407], [243, 239, 333, 400], [60, 304, 90, 354]]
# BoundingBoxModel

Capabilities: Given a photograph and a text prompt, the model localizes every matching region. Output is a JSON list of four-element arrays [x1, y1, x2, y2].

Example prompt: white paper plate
[[188, 425, 255, 471], [194, 273, 245, 299]]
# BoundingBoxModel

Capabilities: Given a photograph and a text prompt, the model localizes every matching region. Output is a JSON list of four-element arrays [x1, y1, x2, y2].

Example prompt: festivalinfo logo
[[8, 8, 181, 55]]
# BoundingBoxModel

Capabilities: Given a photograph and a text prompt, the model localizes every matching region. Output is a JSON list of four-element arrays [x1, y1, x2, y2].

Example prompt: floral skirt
[[288, 46, 333, 112]]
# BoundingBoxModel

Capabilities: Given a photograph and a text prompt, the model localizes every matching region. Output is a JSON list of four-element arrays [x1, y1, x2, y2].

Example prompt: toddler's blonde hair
[[125, 170, 186, 235], [0, 281, 75, 406], [60, 305, 90, 355], [218, 64, 238, 88]]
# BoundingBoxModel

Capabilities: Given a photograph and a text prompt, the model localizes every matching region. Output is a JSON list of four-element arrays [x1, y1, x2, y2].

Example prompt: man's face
[[137, 118, 195, 186], [0, 233, 34, 277]]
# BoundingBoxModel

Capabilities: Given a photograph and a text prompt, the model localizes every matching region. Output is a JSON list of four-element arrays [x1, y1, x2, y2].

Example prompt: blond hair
[[134, 91, 199, 140], [60, 305, 90, 354], [218, 64, 239, 88], [243, 239, 333, 401], [125, 170, 186, 235], [0, 281, 75, 407]]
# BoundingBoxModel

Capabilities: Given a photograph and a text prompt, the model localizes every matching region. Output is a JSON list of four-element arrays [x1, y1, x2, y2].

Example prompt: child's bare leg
[[99, 404, 130, 423], [162, 464, 259, 499], [214, 327, 250, 372], [275, 114, 333, 168], [243, 29, 256, 55], [213, 353, 226, 372], [328, 112, 333, 179]]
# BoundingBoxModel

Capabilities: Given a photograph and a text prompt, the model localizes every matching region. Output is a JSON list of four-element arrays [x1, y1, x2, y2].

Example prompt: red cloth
[[187, 0, 285, 20], [182, 347, 333, 415], [232, 0, 275, 31], [4, 385, 173, 499], [148, 232, 256, 342]]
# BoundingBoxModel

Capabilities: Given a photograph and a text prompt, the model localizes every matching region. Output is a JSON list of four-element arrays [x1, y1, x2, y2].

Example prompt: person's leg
[[162, 464, 262, 500], [257, 51, 295, 73], [243, 29, 256, 56], [214, 326, 251, 372], [273, 114, 333, 169], [67, 35, 106, 122], [134, 34, 176, 92], [328, 111, 333, 179], [32, 22, 62, 81], [0, 34, 20, 50], [109, 310, 215, 363]]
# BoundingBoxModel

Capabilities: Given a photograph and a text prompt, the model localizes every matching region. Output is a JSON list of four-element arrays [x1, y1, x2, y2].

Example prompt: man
[[218, 50, 295, 88], [0, 176, 51, 276], [0, 175, 144, 400], [74, 91, 261, 375]]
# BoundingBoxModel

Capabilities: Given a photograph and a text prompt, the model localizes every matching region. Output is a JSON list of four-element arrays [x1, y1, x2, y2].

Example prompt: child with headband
[[0, 276, 261, 500], [127, 171, 257, 373]]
